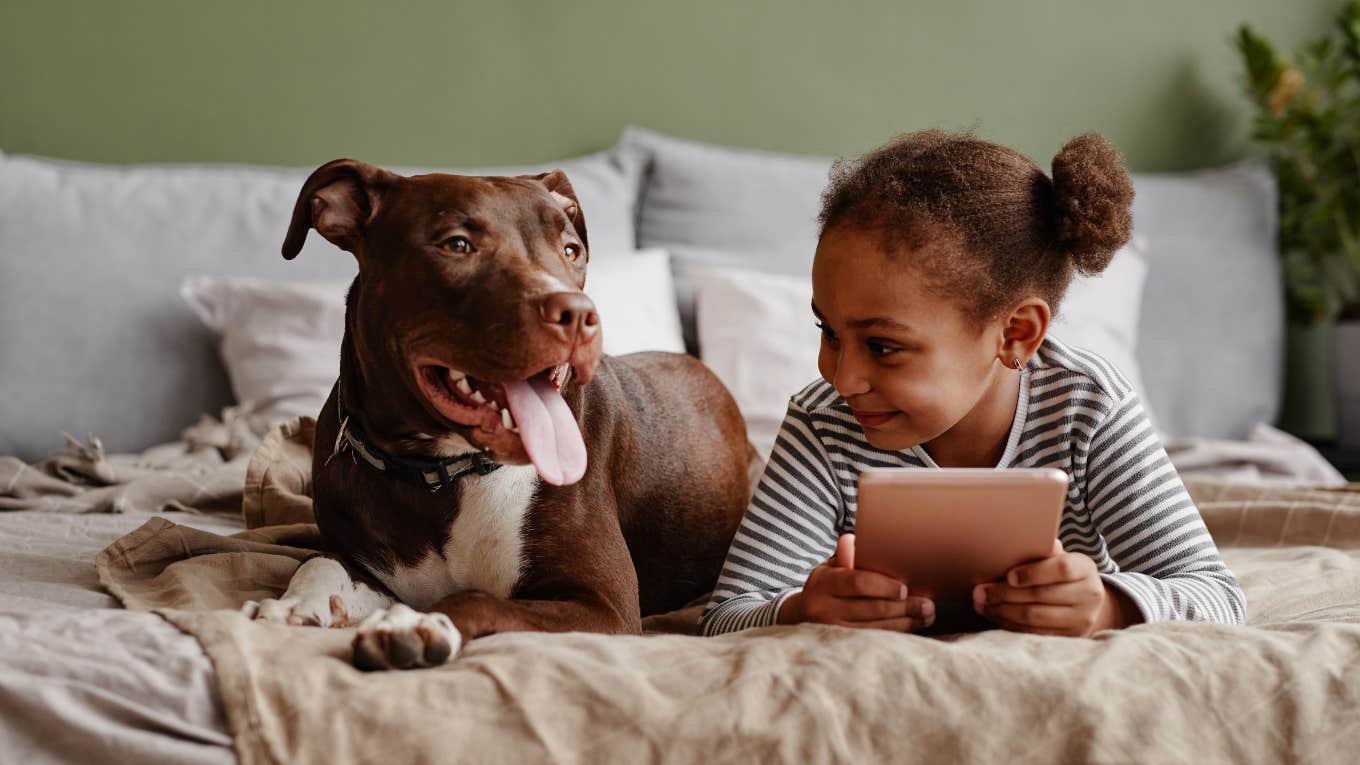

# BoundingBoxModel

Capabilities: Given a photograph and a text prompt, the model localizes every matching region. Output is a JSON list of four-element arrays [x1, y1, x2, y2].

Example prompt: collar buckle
[[471, 452, 501, 476]]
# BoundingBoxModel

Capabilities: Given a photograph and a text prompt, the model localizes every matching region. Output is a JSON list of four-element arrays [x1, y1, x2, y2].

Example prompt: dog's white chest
[[373, 465, 538, 610]]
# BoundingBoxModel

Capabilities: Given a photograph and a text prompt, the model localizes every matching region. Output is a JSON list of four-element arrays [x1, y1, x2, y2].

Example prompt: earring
[[1012, 357, 1024, 372]]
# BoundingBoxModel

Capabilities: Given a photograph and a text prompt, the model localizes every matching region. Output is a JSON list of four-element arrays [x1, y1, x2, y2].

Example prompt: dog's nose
[[539, 292, 600, 344]]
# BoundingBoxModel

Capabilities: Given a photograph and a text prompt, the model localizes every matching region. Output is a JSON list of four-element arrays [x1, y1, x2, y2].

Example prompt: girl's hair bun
[[1050, 133, 1134, 275]]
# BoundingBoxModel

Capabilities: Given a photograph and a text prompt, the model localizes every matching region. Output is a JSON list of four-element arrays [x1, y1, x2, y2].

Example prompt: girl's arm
[[700, 401, 842, 635], [1082, 393, 1247, 625]]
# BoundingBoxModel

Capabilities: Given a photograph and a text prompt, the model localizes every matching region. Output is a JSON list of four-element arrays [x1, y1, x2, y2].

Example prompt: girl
[[701, 130, 1245, 637]]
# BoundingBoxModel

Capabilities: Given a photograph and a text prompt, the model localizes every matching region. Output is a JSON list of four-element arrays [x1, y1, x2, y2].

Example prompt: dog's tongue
[[503, 377, 587, 486]]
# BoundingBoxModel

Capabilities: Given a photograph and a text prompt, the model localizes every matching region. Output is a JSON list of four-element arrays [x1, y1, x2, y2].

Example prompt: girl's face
[[811, 225, 1013, 453]]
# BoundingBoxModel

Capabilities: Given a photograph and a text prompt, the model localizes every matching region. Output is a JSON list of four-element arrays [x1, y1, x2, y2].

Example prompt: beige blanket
[[0, 408, 265, 514], [96, 421, 1360, 765]]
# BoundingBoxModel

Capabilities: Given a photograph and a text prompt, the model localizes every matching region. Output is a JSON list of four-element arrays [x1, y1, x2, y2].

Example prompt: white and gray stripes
[[701, 336, 1246, 635]]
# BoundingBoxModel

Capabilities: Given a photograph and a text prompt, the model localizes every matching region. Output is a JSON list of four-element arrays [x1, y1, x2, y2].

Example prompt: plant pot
[[1280, 321, 1338, 441], [1338, 317, 1360, 449], [1283, 317, 1360, 447]]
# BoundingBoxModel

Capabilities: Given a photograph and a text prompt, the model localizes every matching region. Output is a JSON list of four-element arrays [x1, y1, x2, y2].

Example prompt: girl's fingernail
[[922, 601, 935, 620], [973, 585, 985, 605], [899, 585, 908, 600]]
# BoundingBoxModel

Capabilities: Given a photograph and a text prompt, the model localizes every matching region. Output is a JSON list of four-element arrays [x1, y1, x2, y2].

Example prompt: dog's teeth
[[489, 401, 500, 411], [456, 378, 473, 395], [446, 369, 465, 383], [502, 409, 517, 433], [470, 390, 486, 404]]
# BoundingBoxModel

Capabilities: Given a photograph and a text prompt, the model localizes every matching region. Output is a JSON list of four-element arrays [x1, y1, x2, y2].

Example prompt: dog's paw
[[351, 604, 462, 671], [241, 594, 347, 627]]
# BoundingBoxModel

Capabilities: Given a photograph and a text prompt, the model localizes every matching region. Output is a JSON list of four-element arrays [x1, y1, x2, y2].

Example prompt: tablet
[[853, 468, 1068, 603]]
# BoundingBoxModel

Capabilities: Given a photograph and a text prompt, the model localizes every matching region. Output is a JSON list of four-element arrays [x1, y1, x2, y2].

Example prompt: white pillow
[[181, 250, 686, 426], [694, 268, 821, 457], [695, 241, 1154, 457], [181, 276, 349, 425], [585, 249, 687, 356], [1049, 237, 1153, 425]]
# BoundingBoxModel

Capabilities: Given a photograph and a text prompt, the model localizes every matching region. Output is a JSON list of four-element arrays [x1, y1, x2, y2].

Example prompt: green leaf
[[1340, 1, 1360, 65], [1236, 25, 1282, 102], [1234, 7, 1360, 319]]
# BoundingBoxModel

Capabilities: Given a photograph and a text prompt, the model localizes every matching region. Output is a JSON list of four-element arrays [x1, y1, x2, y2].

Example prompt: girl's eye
[[441, 236, 474, 254], [564, 243, 583, 262], [816, 321, 838, 342], [868, 341, 900, 357]]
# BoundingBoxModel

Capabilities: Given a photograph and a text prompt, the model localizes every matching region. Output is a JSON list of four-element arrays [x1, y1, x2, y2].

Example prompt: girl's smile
[[851, 410, 898, 428]]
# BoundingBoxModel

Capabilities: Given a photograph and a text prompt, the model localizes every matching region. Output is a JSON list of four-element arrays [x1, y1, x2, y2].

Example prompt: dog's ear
[[531, 169, 589, 253], [282, 159, 398, 260]]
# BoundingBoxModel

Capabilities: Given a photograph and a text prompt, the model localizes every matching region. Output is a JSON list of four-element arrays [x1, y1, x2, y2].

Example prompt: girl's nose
[[831, 348, 872, 398]]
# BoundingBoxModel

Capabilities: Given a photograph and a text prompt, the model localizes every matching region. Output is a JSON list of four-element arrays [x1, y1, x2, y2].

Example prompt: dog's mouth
[[413, 360, 585, 486]]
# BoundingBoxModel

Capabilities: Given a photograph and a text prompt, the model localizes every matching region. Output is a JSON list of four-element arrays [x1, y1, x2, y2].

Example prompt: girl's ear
[[998, 298, 1051, 368]]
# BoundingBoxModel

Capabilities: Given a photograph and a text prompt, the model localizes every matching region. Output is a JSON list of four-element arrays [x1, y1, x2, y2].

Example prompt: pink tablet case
[[854, 468, 1068, 603]]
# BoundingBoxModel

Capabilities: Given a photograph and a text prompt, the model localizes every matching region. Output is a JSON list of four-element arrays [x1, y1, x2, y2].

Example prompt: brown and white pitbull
[[241, 159, 751, 670]]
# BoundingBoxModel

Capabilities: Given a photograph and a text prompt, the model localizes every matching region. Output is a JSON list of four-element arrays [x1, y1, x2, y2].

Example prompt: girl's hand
[[778, 534, 935, 631], [972, 540, 1138, 637]]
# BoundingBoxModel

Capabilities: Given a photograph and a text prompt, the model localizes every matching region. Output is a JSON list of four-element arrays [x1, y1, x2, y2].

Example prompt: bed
[[2, 128, 1357, 763]]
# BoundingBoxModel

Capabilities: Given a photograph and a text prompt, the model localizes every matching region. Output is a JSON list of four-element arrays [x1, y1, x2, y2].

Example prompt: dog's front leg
[[351, 604, 462, 671], [357, 588, 608, 671], [348, 588, 637, 671], [348, 530, 639, 666], [243, 556, 393, 627], [349, 497, 641, 670], [427, 514, 642, 640], [430, 588, 642, 640]]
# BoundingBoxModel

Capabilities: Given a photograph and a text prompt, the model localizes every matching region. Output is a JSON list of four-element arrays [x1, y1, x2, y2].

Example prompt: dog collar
[[326, 383, 501, 493]]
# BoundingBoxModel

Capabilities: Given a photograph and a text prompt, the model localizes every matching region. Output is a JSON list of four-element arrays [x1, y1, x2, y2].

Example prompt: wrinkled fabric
[[1166, 422, 1348, 487], [95, 472, 1360, 765], [0, 609, 233, 765], [0, 406, 269, 514]]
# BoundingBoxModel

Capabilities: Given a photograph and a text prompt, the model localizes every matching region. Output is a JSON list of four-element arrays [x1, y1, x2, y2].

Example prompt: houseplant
[[1236, 1, 1360, 447]]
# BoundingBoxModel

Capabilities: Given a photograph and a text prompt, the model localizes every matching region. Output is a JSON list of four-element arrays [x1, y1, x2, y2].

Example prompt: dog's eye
[[441, 236, 474, 254], [564, 243, 583, 262]]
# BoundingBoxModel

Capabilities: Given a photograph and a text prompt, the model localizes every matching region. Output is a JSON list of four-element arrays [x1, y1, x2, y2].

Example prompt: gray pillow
[[1129, 163, 1282, 440], [624, 126, 1281, 440], [0, 148, 644, 462], [623, 126, 833, 352]]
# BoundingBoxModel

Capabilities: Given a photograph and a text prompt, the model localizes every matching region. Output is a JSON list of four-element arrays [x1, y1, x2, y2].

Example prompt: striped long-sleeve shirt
[[701, 335, 1246, 635]]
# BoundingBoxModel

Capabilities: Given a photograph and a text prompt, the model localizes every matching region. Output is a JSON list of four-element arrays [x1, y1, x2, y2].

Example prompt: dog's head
[[282, 159, 602, 485]]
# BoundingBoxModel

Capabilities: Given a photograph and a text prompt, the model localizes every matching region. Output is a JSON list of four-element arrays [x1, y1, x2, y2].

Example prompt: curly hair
[[818, 130, 1134, 324]]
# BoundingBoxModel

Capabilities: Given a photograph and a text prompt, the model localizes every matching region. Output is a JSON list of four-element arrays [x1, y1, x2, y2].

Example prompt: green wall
[[0, 1, 1339, 171]]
